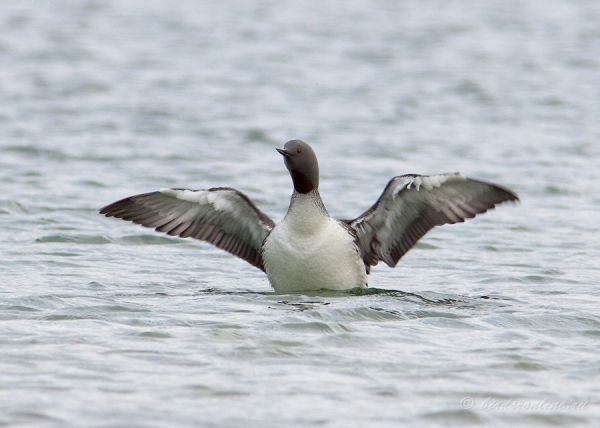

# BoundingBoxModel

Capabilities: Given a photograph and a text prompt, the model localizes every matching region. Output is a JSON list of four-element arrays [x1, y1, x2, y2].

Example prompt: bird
[[100, 140, 519, 293]]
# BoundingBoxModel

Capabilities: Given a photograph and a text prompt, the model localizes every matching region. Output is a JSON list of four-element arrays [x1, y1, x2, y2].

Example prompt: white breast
[[262, 193, 367, 293]]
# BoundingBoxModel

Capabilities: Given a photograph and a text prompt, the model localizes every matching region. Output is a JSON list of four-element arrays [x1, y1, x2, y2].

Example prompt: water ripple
[[1, 0, 599, 426]]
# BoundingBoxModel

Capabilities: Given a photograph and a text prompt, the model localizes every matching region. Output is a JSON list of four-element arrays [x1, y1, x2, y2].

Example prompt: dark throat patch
[[290, 169, 314, 194]]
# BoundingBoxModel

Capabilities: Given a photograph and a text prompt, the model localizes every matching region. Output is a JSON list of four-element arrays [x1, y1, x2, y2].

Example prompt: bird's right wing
[[343, 173, 519, 270], [100, 187, 275, 271]]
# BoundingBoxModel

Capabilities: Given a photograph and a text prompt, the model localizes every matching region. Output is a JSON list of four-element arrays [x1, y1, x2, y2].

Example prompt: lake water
[[1, 0, 599, 426]]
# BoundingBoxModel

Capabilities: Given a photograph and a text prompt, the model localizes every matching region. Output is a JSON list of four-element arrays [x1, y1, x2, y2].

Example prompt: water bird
[[100, 140, 519, 292]]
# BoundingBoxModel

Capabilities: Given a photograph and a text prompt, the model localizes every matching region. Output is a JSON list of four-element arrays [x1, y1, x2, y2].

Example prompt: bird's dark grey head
[[276, 140, 319, 194]]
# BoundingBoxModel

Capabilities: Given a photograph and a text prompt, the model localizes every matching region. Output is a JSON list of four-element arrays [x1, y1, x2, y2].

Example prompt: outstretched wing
[[100, 187, 275, 271], [343, 173, 519, 271]]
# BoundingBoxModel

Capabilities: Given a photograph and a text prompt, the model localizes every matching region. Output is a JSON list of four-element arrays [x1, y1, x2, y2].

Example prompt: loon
[[100, 140, 519, 293]]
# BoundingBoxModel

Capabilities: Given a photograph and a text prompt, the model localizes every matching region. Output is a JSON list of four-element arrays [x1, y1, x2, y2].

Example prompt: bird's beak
[[276, 148, 291, 158]]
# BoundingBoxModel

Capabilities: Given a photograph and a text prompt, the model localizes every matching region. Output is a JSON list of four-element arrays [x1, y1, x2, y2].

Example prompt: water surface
[[1, 1, 599, 426]]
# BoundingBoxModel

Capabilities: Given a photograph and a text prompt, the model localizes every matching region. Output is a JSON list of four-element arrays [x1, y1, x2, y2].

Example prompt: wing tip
[[99, 191, 161, 218], [494, 185, 520, 205], [99, 203, 118, 217], [98, 199, 130, 218]]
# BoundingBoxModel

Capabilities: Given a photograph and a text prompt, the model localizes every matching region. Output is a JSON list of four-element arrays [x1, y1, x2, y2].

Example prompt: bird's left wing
[[100, 187, 275, 271], [342, 173, 519, 271]]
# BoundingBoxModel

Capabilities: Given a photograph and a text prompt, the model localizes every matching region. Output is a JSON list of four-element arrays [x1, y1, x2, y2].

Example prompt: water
[[1, 0, 599, 426]]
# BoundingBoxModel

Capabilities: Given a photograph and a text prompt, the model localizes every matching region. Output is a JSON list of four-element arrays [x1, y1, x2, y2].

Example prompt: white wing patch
[[402, 173, 457, 194]]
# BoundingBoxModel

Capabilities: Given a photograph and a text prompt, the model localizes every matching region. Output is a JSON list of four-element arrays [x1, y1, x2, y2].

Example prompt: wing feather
[[343, 173, 519, 270], [100, 187, 274, 271]]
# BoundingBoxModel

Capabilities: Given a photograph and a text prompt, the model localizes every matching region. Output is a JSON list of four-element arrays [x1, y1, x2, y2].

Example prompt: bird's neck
[[284, 190, 329, 233], [289, 169, 318, 194]]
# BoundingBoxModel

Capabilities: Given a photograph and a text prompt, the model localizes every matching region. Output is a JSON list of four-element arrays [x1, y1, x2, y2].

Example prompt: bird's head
[[276, 140, 319, 194]]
